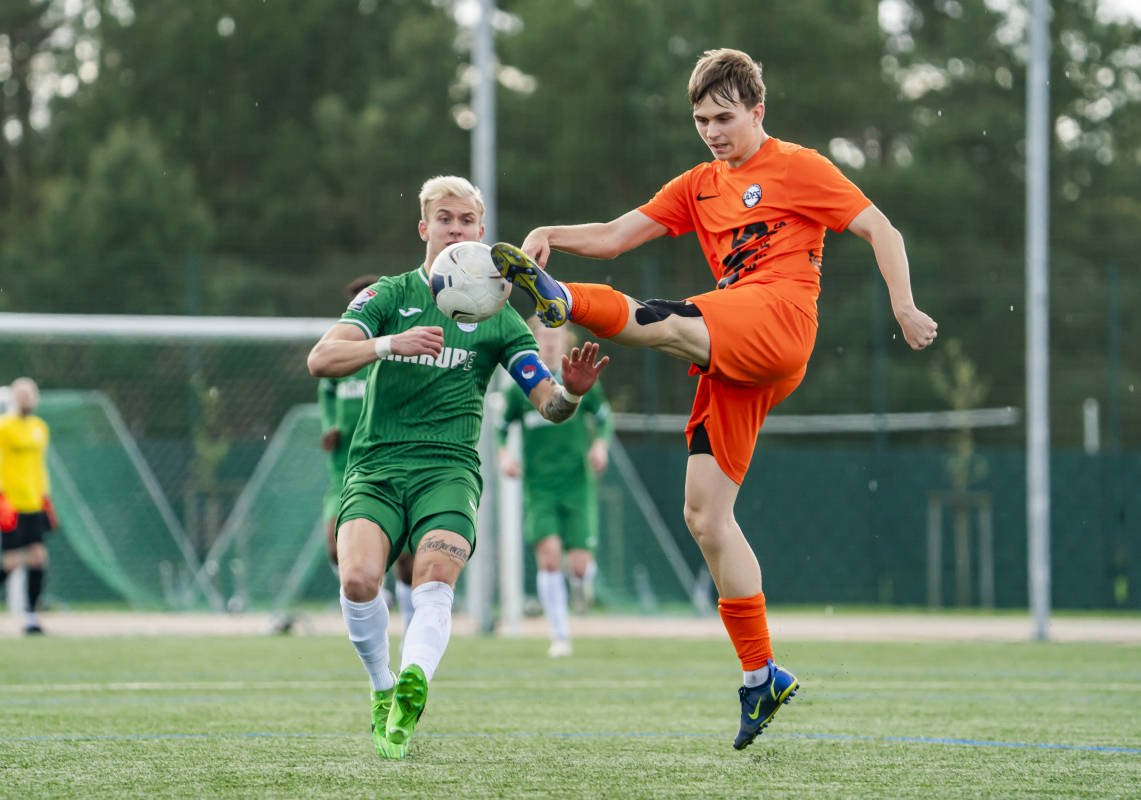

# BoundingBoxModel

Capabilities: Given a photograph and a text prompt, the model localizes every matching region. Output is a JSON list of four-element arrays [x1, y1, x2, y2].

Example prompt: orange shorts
[[685, 283, 817, 484]]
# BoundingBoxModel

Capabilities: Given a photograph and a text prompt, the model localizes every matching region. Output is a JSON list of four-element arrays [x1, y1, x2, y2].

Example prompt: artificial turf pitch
[[2, 634, 1139, 798]]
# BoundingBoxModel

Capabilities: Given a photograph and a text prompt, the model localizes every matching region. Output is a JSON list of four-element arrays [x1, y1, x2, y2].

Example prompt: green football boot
[[370, 676, 407, 759], [386, 664, 429, 746]]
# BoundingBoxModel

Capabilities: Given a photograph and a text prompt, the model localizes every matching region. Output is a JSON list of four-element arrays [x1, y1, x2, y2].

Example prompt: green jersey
[[340, 265, 538, 474], [318, 368, 369, 477], [497, 373, 612, 491]]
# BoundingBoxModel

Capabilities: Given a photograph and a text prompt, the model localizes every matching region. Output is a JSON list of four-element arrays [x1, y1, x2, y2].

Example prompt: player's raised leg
[[387, 529, 470, 745], [684, 453, 797, 749], [491, 243, 710, 366], [336, 517, 404, 758]]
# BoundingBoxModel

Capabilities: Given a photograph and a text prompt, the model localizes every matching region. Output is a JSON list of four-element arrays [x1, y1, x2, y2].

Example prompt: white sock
[[743, 666, 771, 688], [583, 560, 597, 583], [537, 569, 570, 641], [394, 580, 415, 652], [339, 587, 394, 692], [400, 581, 454, 683], [557, 280, 573, 312]]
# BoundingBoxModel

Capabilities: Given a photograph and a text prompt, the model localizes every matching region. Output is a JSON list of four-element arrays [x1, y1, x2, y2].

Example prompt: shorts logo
[[458, 322, 478, 332], [348, 288, 377, 312], [742, 184, 762, 208], [521, 366, 536, 380]]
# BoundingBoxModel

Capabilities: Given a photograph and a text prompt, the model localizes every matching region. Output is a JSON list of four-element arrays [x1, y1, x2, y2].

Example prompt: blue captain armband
[[507, 351, 551, 397]]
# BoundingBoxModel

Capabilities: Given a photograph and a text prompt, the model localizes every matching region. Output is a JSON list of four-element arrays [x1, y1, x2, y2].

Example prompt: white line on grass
[[0, 679, 671, 693], [1, 731, 1138, 754]]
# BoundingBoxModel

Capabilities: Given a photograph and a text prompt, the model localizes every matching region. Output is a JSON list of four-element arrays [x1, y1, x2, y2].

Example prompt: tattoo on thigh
[[634, 299, 703, 326], [417, 535, 470, 566]]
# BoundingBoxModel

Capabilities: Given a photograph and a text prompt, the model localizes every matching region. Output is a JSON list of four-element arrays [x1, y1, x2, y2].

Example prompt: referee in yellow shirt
[[0, 378, 56, 635]]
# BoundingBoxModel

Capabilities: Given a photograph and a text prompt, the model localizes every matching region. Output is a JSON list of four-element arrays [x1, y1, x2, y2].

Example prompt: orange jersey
[[638, 137, 871, 319]]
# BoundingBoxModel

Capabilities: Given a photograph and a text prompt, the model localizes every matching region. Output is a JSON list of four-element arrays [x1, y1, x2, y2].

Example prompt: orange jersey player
[[491, 48, 937, 750]]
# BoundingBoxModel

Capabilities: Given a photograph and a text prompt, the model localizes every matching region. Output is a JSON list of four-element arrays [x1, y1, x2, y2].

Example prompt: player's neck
[[725, 131, 769, 169]]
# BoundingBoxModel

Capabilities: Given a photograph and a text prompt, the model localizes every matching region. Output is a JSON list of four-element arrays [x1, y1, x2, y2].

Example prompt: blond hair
[[688, 49, 766, 109], [419, 175, 486, 221]]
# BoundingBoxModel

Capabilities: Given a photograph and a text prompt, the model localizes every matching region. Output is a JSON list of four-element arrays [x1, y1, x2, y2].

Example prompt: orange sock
[[565, 283, 630, 339], [718, 591, 773, 671]]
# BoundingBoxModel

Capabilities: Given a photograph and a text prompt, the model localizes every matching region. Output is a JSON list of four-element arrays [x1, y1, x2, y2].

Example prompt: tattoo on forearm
[[417, 535, 470, 566], [542, 382, 578, 423]]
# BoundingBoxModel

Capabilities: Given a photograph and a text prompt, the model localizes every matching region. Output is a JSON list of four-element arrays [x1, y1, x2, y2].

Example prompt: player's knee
[[340, 565, 382, 603], [416, 561, 460, 588], [567, 552, 591, 579], [683, 502, 723, 545], [634, 299, 701, 327]]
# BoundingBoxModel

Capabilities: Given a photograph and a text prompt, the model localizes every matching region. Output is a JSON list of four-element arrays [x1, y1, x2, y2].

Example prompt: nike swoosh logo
[[697, 194, 719, 201], [398, 308, 422, 317], [747, 696, 763, 720]]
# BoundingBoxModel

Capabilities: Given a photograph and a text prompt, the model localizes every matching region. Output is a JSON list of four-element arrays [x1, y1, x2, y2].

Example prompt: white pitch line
[[0, 679, 671, 693]]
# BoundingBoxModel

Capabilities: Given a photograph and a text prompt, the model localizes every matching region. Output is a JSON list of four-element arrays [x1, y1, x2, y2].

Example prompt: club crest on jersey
[[457, 322, 478, 333], [742, 184, 762, 208], [348, 288, 377, 312]]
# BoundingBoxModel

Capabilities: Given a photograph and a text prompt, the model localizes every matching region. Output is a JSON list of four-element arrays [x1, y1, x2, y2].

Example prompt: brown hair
[[688, 49, 766, 109], [343, 275, 380, 299]]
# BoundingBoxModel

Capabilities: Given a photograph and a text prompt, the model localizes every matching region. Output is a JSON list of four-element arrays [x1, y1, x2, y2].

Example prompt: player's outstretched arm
[[526, 342, 609, 423], [848, 205, 938, 351], [522, 210, 667, 267], [307, 323, 444, 378]]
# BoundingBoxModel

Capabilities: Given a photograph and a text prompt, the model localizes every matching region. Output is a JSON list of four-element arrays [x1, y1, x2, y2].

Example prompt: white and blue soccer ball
[[429, 241, 511, 324]]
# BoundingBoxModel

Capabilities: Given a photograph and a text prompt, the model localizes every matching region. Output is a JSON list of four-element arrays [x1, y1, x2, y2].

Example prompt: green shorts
[[337, 460, 482, 569], [524, 482, 598, 552]]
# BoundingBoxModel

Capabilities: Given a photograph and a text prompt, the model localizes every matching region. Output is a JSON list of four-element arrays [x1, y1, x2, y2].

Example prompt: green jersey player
[[497, 323, 613, 657], [307, 175, 608, 759]]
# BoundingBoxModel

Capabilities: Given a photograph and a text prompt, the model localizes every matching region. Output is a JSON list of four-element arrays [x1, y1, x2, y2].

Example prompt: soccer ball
[[429, 241, 512, 323]]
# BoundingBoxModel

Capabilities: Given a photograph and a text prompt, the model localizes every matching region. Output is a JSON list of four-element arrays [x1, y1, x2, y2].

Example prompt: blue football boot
[[490, 242, 571, 328], [733, 658, 799, 750]]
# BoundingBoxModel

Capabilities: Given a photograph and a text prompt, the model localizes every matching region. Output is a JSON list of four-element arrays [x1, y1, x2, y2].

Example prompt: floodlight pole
[[472, 0, 497, 243], [468, 0, 499, 635], [1026, 0, 1051, 641]]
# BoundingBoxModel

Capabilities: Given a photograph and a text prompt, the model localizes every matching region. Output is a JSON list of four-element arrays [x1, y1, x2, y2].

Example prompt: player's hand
[[588, 439, 609, 474], [320, 428, 341, 452], [561, 342, 608, 396], [42, 495, 58, 531], [391, 326, 444, 358], [895, 305, 938, 350], [499, 454, 522, 478], [521, 228, 552, 268]]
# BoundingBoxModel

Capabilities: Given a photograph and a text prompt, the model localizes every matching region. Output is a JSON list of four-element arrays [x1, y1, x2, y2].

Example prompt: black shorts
[[688, 421, 715, 457], [1, 512, 49, 552]]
